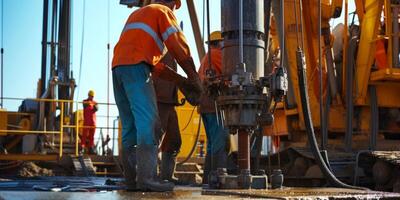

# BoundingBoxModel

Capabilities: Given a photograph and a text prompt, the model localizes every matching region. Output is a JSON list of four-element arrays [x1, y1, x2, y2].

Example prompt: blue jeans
[[201, 113, 227, 155], [112, 63, 158, 148]]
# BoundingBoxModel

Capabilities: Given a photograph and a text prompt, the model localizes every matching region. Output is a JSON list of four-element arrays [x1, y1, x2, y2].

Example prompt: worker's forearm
[[156, 65, 186, 84], [177, 57, 198, 80]]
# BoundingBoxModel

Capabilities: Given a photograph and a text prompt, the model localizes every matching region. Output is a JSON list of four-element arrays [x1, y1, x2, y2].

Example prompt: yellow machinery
[[265, 0, 400, 152], [259, 0, 400, 191], [175, 92, 207, 159]]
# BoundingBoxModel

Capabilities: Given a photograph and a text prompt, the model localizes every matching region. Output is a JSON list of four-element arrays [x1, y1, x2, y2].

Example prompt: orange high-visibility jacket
[[83, 98, 98, 126], [197, 47, 222, 114], [198, 47, 222, 81], [112, 4, 191, 70]]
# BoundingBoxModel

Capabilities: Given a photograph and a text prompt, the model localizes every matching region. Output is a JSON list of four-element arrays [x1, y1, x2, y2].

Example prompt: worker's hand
[[178, 78, 203, 106]]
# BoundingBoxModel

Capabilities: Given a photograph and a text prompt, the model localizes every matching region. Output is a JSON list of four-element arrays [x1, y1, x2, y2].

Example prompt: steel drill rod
[[238, 129, 250, 170]]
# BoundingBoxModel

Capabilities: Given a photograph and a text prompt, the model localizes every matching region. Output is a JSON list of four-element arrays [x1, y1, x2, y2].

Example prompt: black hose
[[177, 116, 202, 165], [345, 37, 358, 152], [296, 48, 367, 190], [369, 85, 378, 151]]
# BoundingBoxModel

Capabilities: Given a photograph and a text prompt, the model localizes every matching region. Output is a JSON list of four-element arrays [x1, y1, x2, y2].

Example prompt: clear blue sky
[[0, 0, 355, 139], [1, 0, 220, 112]]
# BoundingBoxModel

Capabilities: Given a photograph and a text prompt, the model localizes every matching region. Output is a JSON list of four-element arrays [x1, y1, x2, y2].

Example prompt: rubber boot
[[160, 152, 181, 184], [208, 149, 228, 188], [136, 144, 174, 192], [202, 153, 211, 184], [121, 146, 137, 191], [214, 149, 228, 170]]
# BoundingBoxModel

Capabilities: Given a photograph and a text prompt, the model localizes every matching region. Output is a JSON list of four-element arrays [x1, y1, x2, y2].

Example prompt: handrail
[[1, 97, 116, 105], [0, 97, 118, 159]]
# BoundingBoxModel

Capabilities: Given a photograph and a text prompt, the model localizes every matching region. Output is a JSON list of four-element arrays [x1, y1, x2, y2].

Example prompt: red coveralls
[[82, 98, 98, 148]]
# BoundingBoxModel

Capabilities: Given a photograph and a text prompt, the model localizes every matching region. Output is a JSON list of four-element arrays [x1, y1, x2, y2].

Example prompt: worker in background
[[198, 31, 228, 185], [153, 53, 182, 184], [82, 90, 98, 154], [112, 0, 202, 192]]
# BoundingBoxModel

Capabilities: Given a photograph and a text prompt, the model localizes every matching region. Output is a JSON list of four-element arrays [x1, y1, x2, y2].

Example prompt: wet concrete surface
[[204, 187, 400, 199], [0, 187, 238, 200], [1, 186, 400, 200], [1, 177, 400, 199]]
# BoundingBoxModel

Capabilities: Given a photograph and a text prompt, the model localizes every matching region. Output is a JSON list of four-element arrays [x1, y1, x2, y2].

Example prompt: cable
[[0, 0, 3, 108], [299, 0, 305, 50], [202, 0, 205, 44], [297, 48, 367, 190], [177, 116, 202, 165], [239, 0, 244, 65], [293, 0, 300, 47], [106, 0, 110, 137], [76, 0, 86, 101], [318, 0, 325, 149], [180, 106, 196, 132]]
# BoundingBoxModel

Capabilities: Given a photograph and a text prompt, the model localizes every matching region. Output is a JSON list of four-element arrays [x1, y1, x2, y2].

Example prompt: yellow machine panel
[[175, 92, 207, 159], [0, 109, 7, 136]]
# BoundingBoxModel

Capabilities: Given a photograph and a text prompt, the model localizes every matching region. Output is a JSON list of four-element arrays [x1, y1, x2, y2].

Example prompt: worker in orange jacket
[[82, 90, 98, 154], [198, 31, 228, 185], [112, 0, 201, 192], [153, 53, 182, 184]]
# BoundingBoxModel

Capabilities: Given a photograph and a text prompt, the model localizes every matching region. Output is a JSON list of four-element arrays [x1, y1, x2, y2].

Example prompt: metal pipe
[[345, 37, 358, 152], [322, 86, 330, 150], [50, 0, 57, 76], [1, 0, 3, 108], [75, 101, 79, 156], [369, 85, 378, 150], [206, 0, 212, 70], [187, 0, 206, 59], [279, 0, 284, 69], [342, 0, 348, 95], [59, 103, 64, 157], [1, 47, 3, 109], [107, 0, 110, 138], [238, 130, 250, 170], [323, 30, 339, 99], [264, 0, 272, 76], [393, 6, 399, 68], [239, 0, 244, 66], [318, 0, 325, 149], [40, 0, 49, 97]]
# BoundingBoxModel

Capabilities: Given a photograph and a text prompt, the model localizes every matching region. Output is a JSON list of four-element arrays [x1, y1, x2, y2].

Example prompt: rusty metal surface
[[203, 187, 400, 199]]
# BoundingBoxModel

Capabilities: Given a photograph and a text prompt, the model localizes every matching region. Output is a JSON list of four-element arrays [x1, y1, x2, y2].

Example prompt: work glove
[[177, 76, 203, 106]]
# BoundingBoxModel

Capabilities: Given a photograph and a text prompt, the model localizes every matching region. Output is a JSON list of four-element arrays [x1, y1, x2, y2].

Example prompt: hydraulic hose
[[345, 37, 358, 152], [296, 48, 367, 190], [177, 115, 202, 165]]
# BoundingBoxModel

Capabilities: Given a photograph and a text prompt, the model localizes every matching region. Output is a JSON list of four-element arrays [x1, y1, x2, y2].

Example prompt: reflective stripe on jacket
[[112, 4, 191, 70]]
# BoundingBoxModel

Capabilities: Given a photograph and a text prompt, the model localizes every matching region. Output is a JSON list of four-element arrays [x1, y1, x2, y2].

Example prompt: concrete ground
[[0, 177, 400, 199], [1, 186, 400, 200]]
